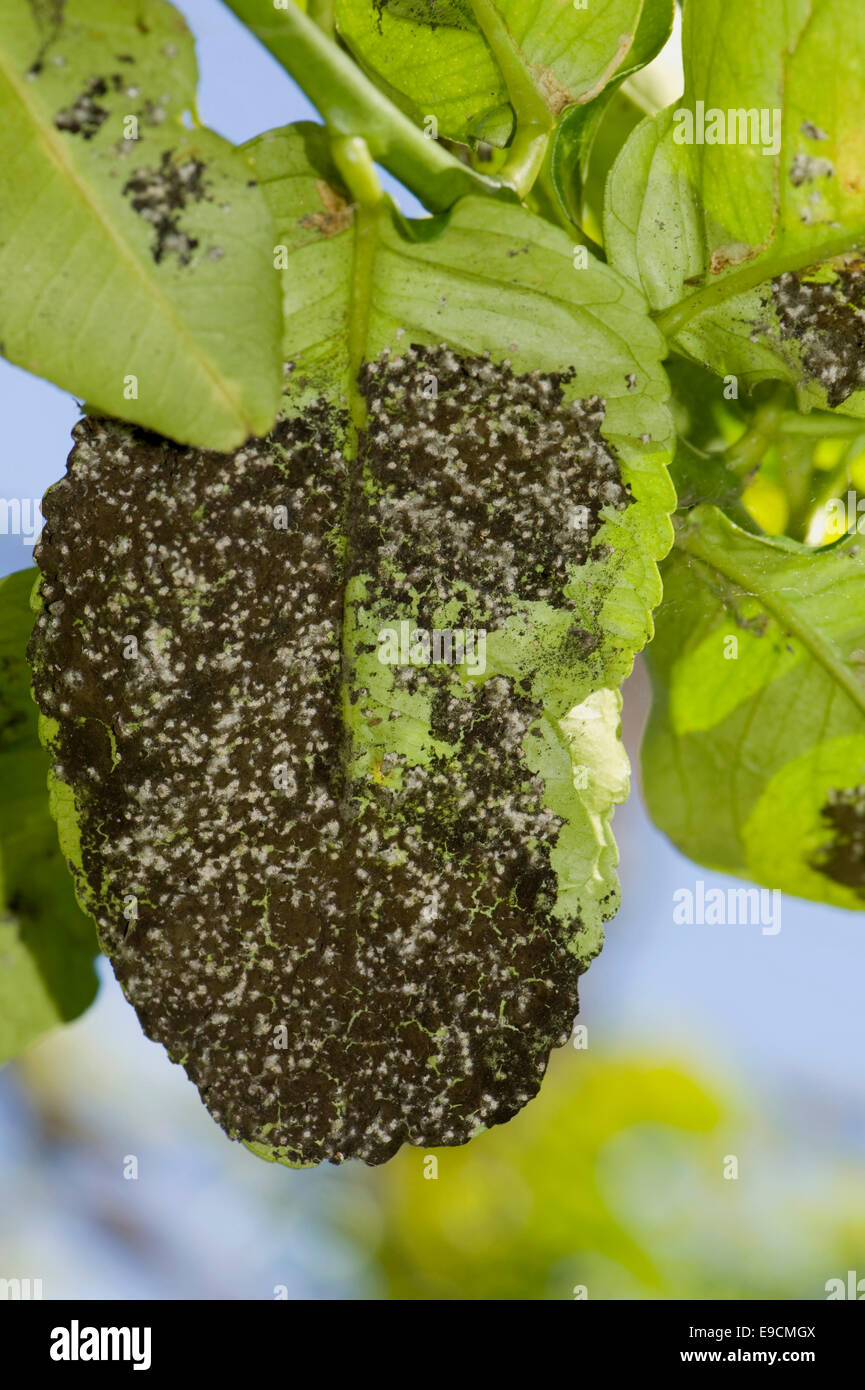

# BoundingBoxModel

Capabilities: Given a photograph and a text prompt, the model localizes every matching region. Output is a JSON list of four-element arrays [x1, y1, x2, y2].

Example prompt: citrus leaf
[[605, 0, 865, 415], [549, 88, 647, 244], [642, 504, 865, 907], [223, 0, 513, 210], [0, 568, 99, 1066], [334, 0, 671, 148], [548, 1, 674, 236], [0, 0, 283, 450], [28, 123, 675, 1166]]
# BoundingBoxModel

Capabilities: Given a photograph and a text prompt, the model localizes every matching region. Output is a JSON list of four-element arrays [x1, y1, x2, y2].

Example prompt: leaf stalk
[[221, 0, 513, 211]]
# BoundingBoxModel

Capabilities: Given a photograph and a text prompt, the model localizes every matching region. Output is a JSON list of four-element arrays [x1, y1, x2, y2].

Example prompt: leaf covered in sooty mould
[[26, 124, 675, 1166]]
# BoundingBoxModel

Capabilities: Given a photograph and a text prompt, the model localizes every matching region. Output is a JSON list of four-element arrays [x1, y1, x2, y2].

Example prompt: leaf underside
[[335, 0, 660, 147], [0, 0, 282, 450], [643, 506, 865, 908], [0, 568, 99, 1066], [605, 0, 865, 415], [26, 123, 675, 1165]]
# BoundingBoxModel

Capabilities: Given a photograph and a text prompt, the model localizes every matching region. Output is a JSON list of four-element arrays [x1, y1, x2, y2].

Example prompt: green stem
[[724, 389, 790, 479], [527, 164, 586, 240], [468, 0, 551, 197], [222, 0, 513, 212], [499, 124, 549, 200], [778, 434, 820, 540], [330, 135, 384, 209], [468, 0, 549, 130], [776, 412, 865, 438]]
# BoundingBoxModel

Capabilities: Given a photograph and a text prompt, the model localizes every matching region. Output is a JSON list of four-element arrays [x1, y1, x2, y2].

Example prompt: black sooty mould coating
[[29, 346, 630, 1165], [771, 266, 865, 408], [814, 785, 865, 894]]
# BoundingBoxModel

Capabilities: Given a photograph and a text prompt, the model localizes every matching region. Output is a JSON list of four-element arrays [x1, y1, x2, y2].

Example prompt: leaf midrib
[[654, 226, 865, 338], [337, 199, 380, 791], [0, 40, 253, 438]]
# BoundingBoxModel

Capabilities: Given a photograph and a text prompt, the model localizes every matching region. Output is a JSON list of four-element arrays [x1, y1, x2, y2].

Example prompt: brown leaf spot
[[529, 62, 574, 116], [709, 241, 759, 275], [299, 181, 355, 237]]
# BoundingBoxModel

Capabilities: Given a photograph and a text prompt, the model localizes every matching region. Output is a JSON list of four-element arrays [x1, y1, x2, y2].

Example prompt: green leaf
[[334, 0, 670, 147], [0, 569, 99, 1065], [375, 1052, 720, 1300], [605, 0, 865, 415], [223, 0, 512, 210], [0, 0, 283, 450], [642, 504, 865, 907], [549, 90, 646, 244], [28, 123, 676, 1165], [548, 2, 674, 238]]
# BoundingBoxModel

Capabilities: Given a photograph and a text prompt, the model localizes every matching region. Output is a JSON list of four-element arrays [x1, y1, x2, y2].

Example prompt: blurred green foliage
[[350, 1051, 865, 1300]]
